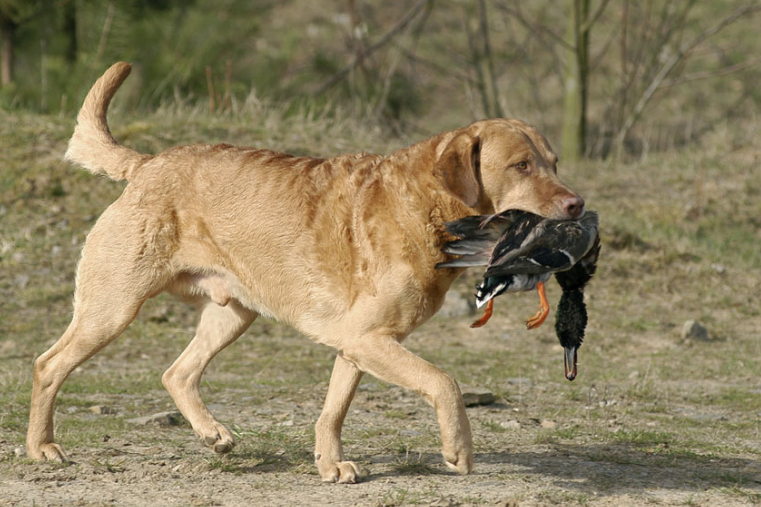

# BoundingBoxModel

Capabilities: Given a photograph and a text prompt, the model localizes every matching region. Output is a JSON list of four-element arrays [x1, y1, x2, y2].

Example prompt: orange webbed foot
[[471, 299, 494, 328], [526, 281, 550, 330]]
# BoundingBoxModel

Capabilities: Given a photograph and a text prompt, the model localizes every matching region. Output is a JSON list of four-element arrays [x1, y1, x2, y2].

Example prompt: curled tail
[[64, 62, 151, 181]]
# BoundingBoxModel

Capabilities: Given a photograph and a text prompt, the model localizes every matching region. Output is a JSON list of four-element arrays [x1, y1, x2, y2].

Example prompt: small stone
[[127, 411, 184, 426], [540, 420, 557, 429], [438, 291, 474, 318], [14, 447, 26, 458], [460, 385, 496, 406], [89, 405, 116, 415], [682, 320, 710, 341], [278, 419, 294, 427], [500, 420, 521, 430], [14, 274, 30, 290]]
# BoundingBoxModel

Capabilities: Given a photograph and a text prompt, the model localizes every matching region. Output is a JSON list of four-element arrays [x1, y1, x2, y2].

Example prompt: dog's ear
[[434, 133, 481, 208]]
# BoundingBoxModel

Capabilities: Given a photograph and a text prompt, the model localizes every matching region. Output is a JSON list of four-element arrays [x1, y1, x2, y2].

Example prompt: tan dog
[[27, 62, 585, 483]]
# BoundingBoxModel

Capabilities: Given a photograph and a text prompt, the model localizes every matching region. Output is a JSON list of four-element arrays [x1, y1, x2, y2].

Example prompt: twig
[[400, 48, 475, 85], [580, 0, 613, 33], [464, 9, 490, 118], [315, 0, 432, 95], [94, 2, 115, 67], [224, 60, 232, 112], [658, 55, 761, 88], [495, 2, 575, 52], [206, 65, 215, 114], [374, 0, 432, 117]]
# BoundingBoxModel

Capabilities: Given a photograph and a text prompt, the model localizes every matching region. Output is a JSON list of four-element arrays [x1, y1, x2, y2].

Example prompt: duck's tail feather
[[438, 212, 518, 269]]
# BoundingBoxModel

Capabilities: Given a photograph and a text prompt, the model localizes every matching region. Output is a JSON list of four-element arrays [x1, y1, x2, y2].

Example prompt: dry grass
[[1, 107, 760, 506]]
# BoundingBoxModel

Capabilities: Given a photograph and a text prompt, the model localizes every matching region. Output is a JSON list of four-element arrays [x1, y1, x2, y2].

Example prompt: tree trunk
[[561, 0, 590, 161], [63, 0, 77, 64], [0, 11, 16, 86]]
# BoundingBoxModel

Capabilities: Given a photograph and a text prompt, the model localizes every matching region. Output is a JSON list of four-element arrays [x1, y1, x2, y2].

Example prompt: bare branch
[[400, 48, 476, 85], [580, 0, 613, 33], [589, 22, 617, 71], [495, 2, 575, 52], [614, 3, 761, 151], [315, 0, 433, 95], [658, 56, 761, 88]]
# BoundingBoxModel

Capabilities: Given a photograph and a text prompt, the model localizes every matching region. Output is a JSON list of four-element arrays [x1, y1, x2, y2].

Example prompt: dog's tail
[[64, 62, 151, 181]]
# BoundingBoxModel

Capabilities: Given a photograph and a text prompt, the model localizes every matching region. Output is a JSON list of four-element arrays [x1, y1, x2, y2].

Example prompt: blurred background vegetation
[[0, 0, 759, 160]]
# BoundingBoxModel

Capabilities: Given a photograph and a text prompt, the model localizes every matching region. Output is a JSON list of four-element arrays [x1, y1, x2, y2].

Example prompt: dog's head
[[434, 119, 584, 220]]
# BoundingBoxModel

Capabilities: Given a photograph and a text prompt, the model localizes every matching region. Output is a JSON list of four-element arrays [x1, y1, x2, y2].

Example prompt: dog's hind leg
[[26, 209, 167, 461], [315, 354, 367, 483], [162, 300, 256, 454]]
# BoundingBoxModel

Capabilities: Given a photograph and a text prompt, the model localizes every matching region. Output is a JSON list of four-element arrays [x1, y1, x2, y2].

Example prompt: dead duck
[[436, 209, 600, 380], [437, 209, 599, 327]]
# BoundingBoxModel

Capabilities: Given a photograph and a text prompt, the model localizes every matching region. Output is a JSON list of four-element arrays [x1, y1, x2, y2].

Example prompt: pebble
[[89, 405, 117, 415], [14, 274, 30, 289], [14, 447, 26, 458], [540, 420, 557, 429], [460, 385, 496, 406], [500, 420, 521, 430], [126, 411, 184, 426], [682, 320, 710, 341]]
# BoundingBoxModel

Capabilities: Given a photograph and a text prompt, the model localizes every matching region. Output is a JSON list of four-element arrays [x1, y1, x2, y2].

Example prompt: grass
[[1, 106, 760, 505]]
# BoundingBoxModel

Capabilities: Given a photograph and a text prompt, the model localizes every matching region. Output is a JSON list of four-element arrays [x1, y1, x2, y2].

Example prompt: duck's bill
[[564, 347, 578, 381]]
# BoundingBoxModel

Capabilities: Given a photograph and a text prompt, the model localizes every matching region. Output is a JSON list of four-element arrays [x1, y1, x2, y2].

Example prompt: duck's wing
[[486, 211, 599, 277], [436, 210, 525, 269]]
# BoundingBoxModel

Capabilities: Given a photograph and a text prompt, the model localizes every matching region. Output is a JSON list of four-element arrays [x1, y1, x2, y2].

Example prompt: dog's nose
[[562, 195, 585, 218]]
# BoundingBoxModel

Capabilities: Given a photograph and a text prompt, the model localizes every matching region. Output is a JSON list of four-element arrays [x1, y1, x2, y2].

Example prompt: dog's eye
[[515, 161, 528, 171]]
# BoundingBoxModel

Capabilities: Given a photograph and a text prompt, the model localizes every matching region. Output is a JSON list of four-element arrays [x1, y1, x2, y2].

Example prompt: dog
[[27, 62, 585, 483]]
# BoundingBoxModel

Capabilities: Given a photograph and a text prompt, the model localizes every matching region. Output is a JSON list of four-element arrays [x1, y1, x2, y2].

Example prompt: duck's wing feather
[[485, 247, 574, 276], [437, 210, 527, 269], [488, 213, 547, 265]]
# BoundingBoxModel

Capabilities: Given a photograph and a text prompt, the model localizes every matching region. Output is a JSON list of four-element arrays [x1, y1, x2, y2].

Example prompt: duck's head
[[555, 289, 587, 381]]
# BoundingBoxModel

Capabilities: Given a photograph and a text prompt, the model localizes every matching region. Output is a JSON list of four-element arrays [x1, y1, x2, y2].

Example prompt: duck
[[436, 209, 600, 380]]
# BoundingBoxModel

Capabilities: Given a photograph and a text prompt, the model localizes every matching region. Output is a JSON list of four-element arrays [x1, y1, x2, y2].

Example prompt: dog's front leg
[[314, 354, 367, 483], [341, 335, 474, 476]]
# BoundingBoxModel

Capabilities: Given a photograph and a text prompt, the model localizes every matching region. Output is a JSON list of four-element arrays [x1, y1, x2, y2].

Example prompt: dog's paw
[[318, 460, 368, 484], [200, 423, 235, 454], [28, 442, 69, 462], [442, 447, 473, 475]]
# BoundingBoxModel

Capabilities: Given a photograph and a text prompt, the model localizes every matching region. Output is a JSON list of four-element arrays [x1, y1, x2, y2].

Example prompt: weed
[[391, 449, 437, 476]]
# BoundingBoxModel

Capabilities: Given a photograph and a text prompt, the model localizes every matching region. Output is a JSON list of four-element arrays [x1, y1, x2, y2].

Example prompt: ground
[[1, 111, 760, 506]]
